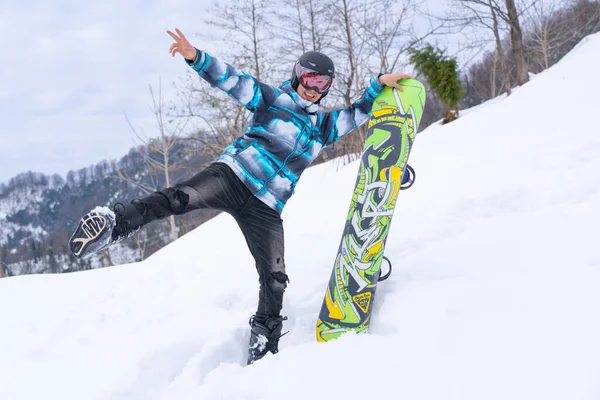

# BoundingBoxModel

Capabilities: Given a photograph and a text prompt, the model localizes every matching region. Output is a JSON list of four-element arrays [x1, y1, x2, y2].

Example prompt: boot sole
[[69, 211, 113, 259]]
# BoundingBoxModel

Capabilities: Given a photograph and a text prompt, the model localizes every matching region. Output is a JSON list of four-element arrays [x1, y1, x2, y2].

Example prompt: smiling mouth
[[303, 92, 317, 101]]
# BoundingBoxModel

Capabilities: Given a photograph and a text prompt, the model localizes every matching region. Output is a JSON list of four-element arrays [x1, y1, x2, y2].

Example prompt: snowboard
[[316, 78, 426, 342]]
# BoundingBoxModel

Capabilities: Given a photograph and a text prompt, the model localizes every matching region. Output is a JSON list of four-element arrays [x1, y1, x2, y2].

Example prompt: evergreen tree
[[409, 45, 464, 124]]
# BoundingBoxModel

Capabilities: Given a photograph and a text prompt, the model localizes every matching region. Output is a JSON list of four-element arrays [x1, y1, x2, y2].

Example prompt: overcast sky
[[0, 0, 223, 184], [0, 0, 456, 185]]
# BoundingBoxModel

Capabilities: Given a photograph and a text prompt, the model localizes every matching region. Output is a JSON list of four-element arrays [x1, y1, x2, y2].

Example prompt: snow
[[2, 32, 600, 400]]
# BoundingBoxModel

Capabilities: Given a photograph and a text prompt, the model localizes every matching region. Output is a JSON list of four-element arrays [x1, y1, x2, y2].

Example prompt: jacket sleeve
[[320, 76, 384, 146], [186, 49, 275, 113]]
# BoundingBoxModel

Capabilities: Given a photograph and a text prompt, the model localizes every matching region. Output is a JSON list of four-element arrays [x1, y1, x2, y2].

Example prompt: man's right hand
[[167, 28, 197, 61]]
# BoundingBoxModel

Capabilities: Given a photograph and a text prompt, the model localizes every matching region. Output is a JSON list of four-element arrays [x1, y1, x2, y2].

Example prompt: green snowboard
[[316, 78, 426, 342]]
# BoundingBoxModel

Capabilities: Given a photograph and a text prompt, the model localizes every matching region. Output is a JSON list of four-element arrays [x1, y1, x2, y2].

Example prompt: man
[[69, 28, 410, 364]]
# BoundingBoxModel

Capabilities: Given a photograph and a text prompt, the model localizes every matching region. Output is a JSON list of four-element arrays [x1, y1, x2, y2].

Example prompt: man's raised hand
[[379, 73, 412, 91], [167, 28, 197, 61]]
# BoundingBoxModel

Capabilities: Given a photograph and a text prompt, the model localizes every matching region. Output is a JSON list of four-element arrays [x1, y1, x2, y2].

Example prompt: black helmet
[[291, 51, 335, 99]]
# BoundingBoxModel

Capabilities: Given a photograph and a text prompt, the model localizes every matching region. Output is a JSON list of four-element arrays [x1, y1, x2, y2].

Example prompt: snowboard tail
[[317, 79, 426, 342]]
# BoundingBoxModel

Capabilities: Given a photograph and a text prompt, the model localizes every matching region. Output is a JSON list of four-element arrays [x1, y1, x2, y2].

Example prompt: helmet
[[291, 51, 335, 99]]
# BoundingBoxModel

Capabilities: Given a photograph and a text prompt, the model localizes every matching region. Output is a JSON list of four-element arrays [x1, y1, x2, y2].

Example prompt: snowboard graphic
[[316, 78, 426, 342]]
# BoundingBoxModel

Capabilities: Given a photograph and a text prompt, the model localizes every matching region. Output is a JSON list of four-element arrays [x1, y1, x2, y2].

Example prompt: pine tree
[[409, 45, 464, 124]]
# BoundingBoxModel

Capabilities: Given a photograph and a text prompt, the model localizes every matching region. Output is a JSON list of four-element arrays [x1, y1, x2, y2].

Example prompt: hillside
[[1, 33, 599, 400]]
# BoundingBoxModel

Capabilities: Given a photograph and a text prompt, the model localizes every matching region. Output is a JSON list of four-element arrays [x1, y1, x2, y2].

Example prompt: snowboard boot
[[247, 314, 288, 365], [69, 200, 145, 259]]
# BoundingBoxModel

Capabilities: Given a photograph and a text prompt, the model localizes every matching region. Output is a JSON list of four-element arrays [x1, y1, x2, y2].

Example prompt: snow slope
[[2, 33, 600, 400]]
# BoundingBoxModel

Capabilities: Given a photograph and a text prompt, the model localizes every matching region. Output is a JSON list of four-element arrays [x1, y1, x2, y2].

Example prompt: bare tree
[[320, 0, 385, 161], [178, 73, 250, 159], [366, 0, 435, 74], [100, 250, 114, 267], [177, 0, 275, 158], [114, 80, 189, 246], [444, 0, 513, 96], [203, 0, 274, 81], [524, 0, 600, 72], [134, 229, 149, 261], [524, 0, 561, 71], [271, 0, 335, 56], [505, 0, 529, 85], [490, 0, 512, 96]]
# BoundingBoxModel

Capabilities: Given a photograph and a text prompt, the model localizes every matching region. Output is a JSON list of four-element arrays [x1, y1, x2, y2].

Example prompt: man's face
[[296, 84, 323, 103]]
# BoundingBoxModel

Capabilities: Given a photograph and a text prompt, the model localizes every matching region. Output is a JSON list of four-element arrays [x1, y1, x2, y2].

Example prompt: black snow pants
[[138, 162, 288, 318]]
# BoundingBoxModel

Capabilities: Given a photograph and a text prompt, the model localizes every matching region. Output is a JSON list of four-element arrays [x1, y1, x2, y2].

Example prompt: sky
[[1, 31, 599, 399], [0, 0, 219, 184], [0, 0, 458, 186]]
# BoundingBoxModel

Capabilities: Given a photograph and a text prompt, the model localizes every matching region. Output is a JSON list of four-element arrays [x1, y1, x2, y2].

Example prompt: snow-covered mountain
[[1, 33, 600, 400], [0, 173, 49, 244], [0, 168, 141, 274], [0, 148, 214, 275]]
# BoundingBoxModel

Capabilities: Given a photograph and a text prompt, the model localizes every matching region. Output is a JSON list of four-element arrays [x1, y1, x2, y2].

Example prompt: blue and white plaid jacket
[[187, 50, 384, 214]]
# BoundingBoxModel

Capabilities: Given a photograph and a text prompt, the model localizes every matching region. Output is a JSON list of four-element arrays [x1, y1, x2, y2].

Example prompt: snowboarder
[[69, 28, 410, 364]]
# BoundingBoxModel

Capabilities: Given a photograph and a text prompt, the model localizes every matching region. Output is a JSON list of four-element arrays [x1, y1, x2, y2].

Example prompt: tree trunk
[[505, 0, 529, 85], [101, 250, 114, 267], [341, 0, 356, 106], [161, 140, 179, 242], [491, 0, 512, 95], [251, 0, 262, 81]]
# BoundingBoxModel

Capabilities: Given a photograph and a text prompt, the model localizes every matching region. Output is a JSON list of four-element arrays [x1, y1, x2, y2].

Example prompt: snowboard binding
[[247, 315, 288, 365], [400, 165, 416, 190], [377, 256, 393, 282]]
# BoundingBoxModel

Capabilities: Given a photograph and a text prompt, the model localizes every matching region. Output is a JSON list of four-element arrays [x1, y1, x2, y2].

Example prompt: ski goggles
[[295, 63, 333, 94]]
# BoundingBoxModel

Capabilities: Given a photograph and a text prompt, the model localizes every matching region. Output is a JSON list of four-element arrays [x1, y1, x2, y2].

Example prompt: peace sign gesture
[[167, 28, 197, 61]]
